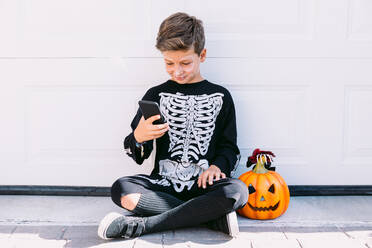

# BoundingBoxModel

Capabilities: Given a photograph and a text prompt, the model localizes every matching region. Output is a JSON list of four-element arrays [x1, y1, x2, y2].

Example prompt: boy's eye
[[166, 62, 190, 65]]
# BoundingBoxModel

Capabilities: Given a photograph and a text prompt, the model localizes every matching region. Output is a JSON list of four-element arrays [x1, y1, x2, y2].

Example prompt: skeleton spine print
[[156, 92, 224, 192]]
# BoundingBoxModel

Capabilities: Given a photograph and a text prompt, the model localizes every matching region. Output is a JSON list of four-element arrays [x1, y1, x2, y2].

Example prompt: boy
[[98, 12, 248, 240]]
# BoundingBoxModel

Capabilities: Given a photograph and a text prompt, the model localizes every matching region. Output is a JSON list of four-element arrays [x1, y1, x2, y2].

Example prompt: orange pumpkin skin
[[237, 170, 290, 220]]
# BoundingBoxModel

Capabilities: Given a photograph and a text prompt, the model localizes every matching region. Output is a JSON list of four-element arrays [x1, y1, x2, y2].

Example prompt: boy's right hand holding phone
[[134, 115, 169, 143]]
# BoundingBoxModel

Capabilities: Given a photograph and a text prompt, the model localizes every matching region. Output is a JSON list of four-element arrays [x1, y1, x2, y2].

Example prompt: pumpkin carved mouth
[[248, 201, 280, 212]]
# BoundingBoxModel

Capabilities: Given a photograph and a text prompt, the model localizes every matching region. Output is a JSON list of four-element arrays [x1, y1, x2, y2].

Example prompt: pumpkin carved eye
[[268, 184, 275, 194], [248, 184, 256, 194]]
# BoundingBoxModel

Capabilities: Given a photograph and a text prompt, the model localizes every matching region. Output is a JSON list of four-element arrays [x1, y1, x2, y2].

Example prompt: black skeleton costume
[[124, 79, 240, 193]]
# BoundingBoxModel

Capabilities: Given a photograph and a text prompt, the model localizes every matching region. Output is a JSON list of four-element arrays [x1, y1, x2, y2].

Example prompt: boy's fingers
[[202, 174, 208, 188], [152, 127, 170, 137], [215, 173, 220, 181], [208, 174, 214, 185], [198, 173, 205, 188], [151, 123, 168, 130], [200, 174, 204, 188], [221, 172, 226, 178], [151, 127, 169, 135], [146, 115, 161, 124]]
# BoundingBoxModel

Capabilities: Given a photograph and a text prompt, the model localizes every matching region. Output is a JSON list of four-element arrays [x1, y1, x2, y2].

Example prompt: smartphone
[[138, 100, 166, 125]]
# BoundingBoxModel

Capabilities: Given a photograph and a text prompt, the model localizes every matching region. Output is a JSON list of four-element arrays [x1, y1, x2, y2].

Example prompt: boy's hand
[[197, 165, 226, 189], [134, 115, 169, 143]]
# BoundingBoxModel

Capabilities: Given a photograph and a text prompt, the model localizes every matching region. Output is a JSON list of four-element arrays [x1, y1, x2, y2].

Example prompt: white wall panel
[[0, 0, 372, 186], [347, 0, 372, 40], [343, 86, 372, 165], [231, 85, 309, 165], [20, 0, 149, 40], [193, 0, 315, 40]]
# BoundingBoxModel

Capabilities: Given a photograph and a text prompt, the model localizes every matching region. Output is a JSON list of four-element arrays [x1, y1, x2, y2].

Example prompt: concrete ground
[[0, 195, 371, 248]]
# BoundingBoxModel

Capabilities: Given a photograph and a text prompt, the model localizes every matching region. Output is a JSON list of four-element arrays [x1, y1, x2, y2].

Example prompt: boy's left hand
[[197, 165, 226, 189]]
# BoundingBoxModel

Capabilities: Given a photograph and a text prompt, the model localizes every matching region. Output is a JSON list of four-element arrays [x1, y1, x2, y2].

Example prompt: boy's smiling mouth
[[175, 76, 186, 80]]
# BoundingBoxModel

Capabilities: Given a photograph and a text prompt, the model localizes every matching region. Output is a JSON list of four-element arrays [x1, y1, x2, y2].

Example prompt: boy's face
[[162, 47, 206, 84]]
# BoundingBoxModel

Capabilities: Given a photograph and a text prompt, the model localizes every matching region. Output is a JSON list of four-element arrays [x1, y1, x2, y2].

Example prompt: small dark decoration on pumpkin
[[237, 148, 290, 220]]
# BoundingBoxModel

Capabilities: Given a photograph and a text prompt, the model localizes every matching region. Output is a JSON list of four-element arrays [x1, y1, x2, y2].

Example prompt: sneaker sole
[[97, 212, 123, 240], [226, 211, 239, 237]]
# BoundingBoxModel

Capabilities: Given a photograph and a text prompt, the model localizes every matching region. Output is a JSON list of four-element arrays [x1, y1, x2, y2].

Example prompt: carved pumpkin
[[237, 149, 290, 220]]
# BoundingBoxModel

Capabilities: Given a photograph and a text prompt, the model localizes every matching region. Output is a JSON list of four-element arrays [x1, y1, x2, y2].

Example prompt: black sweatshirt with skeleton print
[[124, 79, 240, 192]]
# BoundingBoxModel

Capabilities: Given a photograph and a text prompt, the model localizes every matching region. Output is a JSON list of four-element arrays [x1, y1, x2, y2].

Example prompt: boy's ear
[[199, 48, 207, 62]]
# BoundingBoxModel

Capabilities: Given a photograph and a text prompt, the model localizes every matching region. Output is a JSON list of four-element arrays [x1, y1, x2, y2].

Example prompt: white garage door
[[1, 0, 371, 186]]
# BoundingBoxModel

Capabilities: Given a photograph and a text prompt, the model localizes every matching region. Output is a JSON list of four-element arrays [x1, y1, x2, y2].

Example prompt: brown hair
[[156, 12, 205, 55]]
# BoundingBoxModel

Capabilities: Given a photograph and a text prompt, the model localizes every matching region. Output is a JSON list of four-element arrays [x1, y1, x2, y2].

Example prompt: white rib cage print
[[159, 92, 224, 163], [154, 92, 224, 192]]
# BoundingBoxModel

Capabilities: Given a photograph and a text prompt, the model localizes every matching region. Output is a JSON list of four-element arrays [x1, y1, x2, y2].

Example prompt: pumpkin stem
[[252, 154, 269, 174]]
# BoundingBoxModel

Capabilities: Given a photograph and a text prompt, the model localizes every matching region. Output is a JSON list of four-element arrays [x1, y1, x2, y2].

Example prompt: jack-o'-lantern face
[[238, 172, 290, 219], [247, 183, 280, 212]]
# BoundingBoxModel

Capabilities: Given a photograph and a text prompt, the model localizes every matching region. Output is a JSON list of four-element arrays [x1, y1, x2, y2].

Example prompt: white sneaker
[[97, 212, 145, 240], [206, 211, 239, 237]]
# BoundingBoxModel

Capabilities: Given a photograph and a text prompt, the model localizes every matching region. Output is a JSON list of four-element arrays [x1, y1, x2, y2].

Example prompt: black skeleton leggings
[[110, 174, 249, 233]]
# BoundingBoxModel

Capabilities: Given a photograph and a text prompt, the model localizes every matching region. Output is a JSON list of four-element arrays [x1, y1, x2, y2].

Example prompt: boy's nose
[[174, 66, 183, 76]]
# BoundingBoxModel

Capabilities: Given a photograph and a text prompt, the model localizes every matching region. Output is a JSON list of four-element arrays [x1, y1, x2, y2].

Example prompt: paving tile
[[62, 225, 99, 239], [337, 224, 372, 241], [11, 225, 66, 240], [280, 225, 349, 239], [136, 231, 164, 241], [365, 237, 372, 248], [252, 239, 301, 248], [63, 225, 107, 248], [64, 239, 107, 248], [72, 238, 135, 248], [134, 239, 163, 248], [169, 227, 231, 241], [238, 226, 286, 240], [13, 238, 66, 248], [298, 238, 367, 248], [185, 239, 252, 248], [0, 226, 16, 239], [0, 238, 16, 248]]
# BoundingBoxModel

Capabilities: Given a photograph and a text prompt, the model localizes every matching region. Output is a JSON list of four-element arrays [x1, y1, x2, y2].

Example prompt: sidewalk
[[0, 195, 371, 247]]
